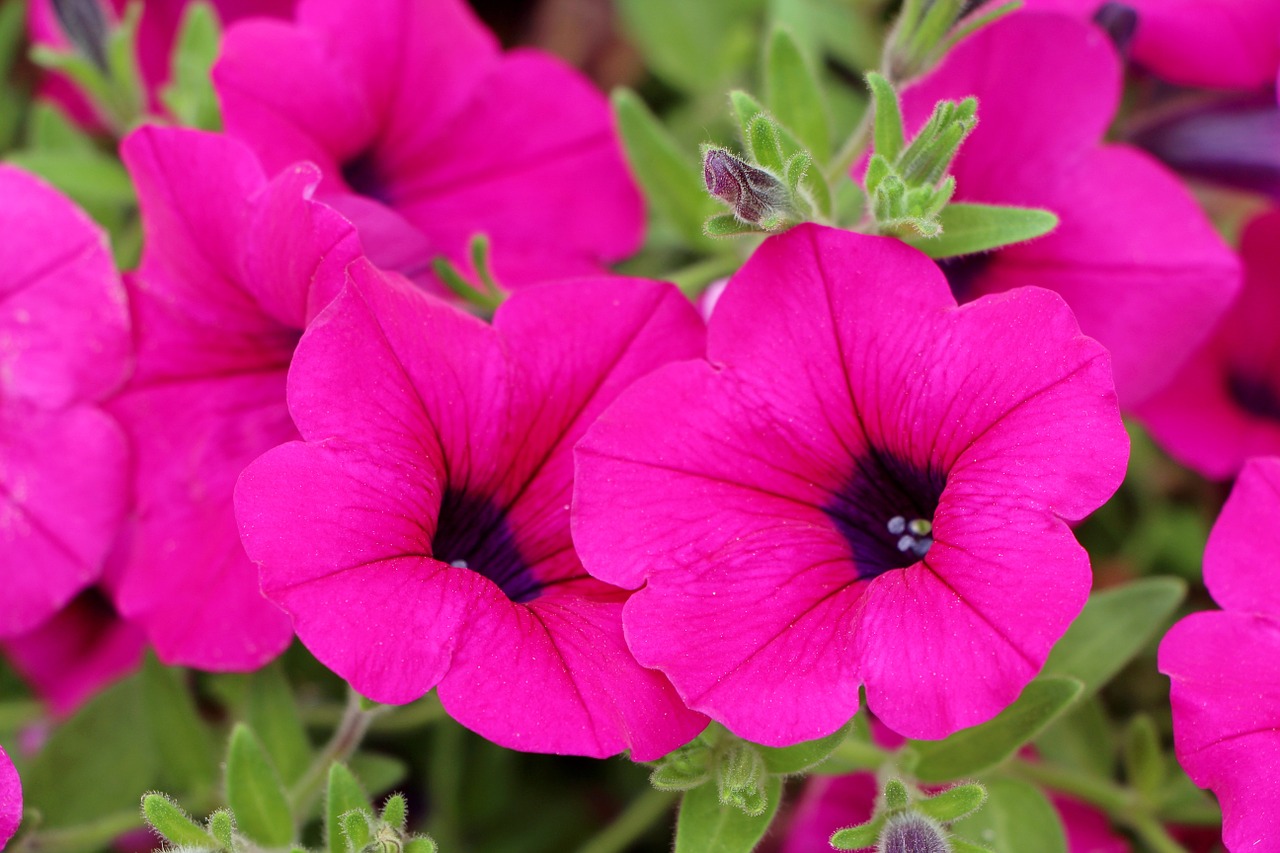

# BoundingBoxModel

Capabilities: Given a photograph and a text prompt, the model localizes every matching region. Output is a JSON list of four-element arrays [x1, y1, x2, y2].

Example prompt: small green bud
[[341, 809, 374, 851], [380, 795, 408, 831], [716, 741, 768, 816], [883, 779, 911, 811], [207, 809, 235, 850], [142, 793, 214, 848], [650, 741, 713, 790]]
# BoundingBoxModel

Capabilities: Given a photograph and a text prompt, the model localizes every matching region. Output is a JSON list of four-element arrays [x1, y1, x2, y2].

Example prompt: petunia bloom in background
[[574, 224, 1128, 745], [0, 165, 130, 642], [236, 267, 708, 758], [1136, 210, 1280, 479], [214, 0, 643, 288], [892, 12, 1240, 407], [107, 125, 362, 670], [1160, 456, 1280, 849], [0, 743, 19, 849]]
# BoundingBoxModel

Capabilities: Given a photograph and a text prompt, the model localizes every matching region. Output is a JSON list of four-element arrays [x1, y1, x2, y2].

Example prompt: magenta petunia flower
[[1025, 0, 1280, 90], [29, 0, 296, 128], [573, 224, 1128, 745], [107, 125, 362, 670], [1160, 456, 1280, 849], [235, 267, 708, 758], [213, 0, 643, 288], [1136, 211, 1280, 479], [0, 165, 130, 639], [1, 587, 146, 716], [0, 743, 19, 849], [893, 12, 1240, 407]]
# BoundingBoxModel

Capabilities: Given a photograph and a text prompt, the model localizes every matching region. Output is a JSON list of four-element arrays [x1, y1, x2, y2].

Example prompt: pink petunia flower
[[573, 224, 1128, 745], [1025, 0, 1280, 90], [29, 0, 296, 129], [107, 125, 362, 670], [213, 0, 643, 288], [1160, 456, 1280, 849], [1136, 211, 1280, 479], [0, 165, 130, 639], [1, 587, 146, 716], [235, 267, 708, 758], [0, 744, 19, 849], [893, 12, 1240, 407]]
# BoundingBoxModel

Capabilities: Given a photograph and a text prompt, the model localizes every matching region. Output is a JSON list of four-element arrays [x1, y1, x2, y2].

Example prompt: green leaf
[[951, 778, 1066, 853], [25, 102, 93, 152], [911, 677, 1083, 783], [1122, 714, 1166, 799], [160, 1, 222, 130], [764, 27, 831, 161], [766, 0, 881, 76], [1041, 578, 1187, 698], [674, 774, 781, 853], [141, 655, 217, 793], [615, 0, 756, 90], [828, 816, 884, 851], [326, 764, 370, 853], [917, 783, 986, 822], [901, 202, 1058, 258], [1033, 694, 1114, 779], [611, 88, 716, 249], [24, 676, 157, 827], [865, 72, 905, 163], [757, 722, 850, 775], [246, 661, 313, 786], [226, 723, 294, 847], [5, 149, 137, 210], [143, 793, 214, 848]]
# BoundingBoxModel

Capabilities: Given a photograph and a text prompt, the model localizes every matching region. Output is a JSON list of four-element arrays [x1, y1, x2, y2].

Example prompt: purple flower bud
[[878, 814, 950, 853], [702, 148, 791, 225], [51, 0, 111, 74]]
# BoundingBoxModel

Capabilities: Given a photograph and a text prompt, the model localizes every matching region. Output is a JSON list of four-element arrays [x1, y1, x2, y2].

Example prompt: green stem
[[425, 720, 465, 851], [288, 689, 383, 817], [825, 109, 874, 185], [1127, 813, 1192, 853], [575, 788, 677, 853]]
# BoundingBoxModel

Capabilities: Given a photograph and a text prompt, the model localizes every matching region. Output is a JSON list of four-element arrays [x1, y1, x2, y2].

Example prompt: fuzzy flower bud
[[703, 148, 792, 226]]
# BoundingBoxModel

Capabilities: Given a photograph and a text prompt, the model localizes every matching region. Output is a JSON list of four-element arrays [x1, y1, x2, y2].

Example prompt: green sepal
[[864, 153, 893, 196], [650, 736, 714, 791], [883, 778, 910, 811], [326, 764, 370, 853], [142, 793, 216, 848], [404, 836, 438, 853], [904, 0, 964, 73], [916, 783, 987, 822], [160, 1, 222, 129], [208, 809, 236, 850], [341, 809, 374, 851], [729, 90, 831, 217], [141, 654, 217, 793], [897, 97, 976, 186], [1122, 714, 1166, 800], [716, 741, 768, 817], [764, 27, 831, 162], [951, 778, 1066, 853], [745, 114, 786, 176], [380, 794, 408, 831], [757, 722, 851, 775], [704, 212, 764, 239], [910, 676, 1083, 783], [828, 815, 885, 851], [246, 661, 313, 787], [1041, 578, 1187, 698], [611, 87, 716, 249], [226, 723, 294, 847], [901, 202, 1059, 258], [866, 72, 905, 164], [673, 774, 782, 853]]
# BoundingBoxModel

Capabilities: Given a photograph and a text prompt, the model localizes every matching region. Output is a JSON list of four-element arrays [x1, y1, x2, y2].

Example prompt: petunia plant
[[0, 0, 1274, 851]]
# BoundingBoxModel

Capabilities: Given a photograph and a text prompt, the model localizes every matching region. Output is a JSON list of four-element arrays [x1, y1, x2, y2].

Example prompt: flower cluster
[[3, 0, 1280, 850]]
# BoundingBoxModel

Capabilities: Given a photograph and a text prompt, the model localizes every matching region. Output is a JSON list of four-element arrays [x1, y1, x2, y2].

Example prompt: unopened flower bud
[[878, 813, 950, 853], [51, 0, 111, 73], [703, 148, 792, 225]]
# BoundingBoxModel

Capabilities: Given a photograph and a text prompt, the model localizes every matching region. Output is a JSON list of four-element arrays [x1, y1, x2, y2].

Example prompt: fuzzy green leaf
[[327, 764, 370, 853], [829, 816, 885, 851], [246, 662, 312, 786], [674, 774, 781, 853], [141, 655, 216, 793], [901, 202, 1057, 258], [143, 793, 215, 848], [757, 722, 850, 775], [764, 27, 831, 161], [226, 724, 294, 847], [612, 88, 716, 248], [917, 783, 986, 822], [911, 677, 1083, 783], [865, 72, 905, 163]]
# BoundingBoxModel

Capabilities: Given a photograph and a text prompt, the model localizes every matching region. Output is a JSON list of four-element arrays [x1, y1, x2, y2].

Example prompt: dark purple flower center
[[935, 252, 992, 304], [341, 148, 393, 205], [1228, 371, 1280, 421], [433, 488, 540, 603], [824, 451, 945, 580]]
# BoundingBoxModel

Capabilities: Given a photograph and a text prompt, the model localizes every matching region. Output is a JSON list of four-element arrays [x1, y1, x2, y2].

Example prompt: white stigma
[[450, 559, 468, 568]]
